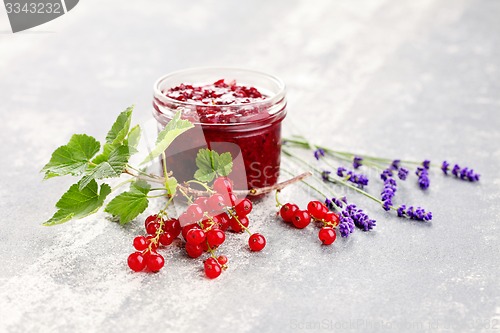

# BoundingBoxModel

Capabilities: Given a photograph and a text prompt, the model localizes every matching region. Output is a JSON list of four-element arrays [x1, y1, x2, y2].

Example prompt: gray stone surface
[[1, 0, 499, 332]]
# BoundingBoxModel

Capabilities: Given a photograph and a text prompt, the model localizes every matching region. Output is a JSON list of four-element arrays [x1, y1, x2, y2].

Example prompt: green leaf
[[104, 181, 151, 224], [127, 125, 141, 149], [140, 111, 193, 165], [79, 145, 130, 190], [193, 148, 233, 182], [41, 134, 100, 179], [43, 180, 111, 226], [106, 106, 133, 145], [165, 177, 178, 197], [216, 152, 233, 176]]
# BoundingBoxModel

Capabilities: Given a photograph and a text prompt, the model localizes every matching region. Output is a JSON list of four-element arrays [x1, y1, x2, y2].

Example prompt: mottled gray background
[[0, 0, 499, 332]]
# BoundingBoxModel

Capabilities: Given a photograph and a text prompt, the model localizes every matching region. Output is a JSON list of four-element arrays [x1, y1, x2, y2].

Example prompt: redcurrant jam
[[153, 68, 287, 191]]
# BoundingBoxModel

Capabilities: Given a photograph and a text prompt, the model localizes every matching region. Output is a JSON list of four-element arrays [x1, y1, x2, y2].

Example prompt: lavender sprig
[[337, 167, 369, 188], [442, 161, 480, 182], [397, 205, 433, 221], [325, 198, 376, 236], [381, 176, 397, 211]]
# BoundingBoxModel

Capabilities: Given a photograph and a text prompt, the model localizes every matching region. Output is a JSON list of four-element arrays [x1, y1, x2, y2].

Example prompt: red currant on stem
[[235, 198, 252, 217], [186, 229, 206, 245], [146, 253, 165, 272], [323, 211, 340, 226], [204, 257, 222, 279], [206, 229, 226, 247], [229, 215, 249, 233], [133, 236, 148, 251], [128, 252, 146, 272], [318, 227, 337, 245], [207, 194, 226, 212], [213, 177, 233, 195], [217, 255, 228, 266], [292, 210, 311, 229], [280, 203, 299, 223], [186, 204, 204, 222], [159, 232, 174, 246], [185, 242, 204, 258], [307, 201, 328, 220]]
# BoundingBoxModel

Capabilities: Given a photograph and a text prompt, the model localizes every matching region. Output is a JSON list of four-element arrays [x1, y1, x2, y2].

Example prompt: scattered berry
[[248, 233, 266, 251]]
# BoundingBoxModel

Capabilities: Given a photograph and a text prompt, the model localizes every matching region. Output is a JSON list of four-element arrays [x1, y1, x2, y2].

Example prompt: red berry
[[207, 194, 226, 212], [222, 193, 238, 207], [146, 222, 160, 235], [318, 227, 337, 245], [280, 203, 299, 222], [164, 218, 181, 238], [324, 212, 340, 226], [145, 235, 158, 250], [229, 215, 249, 233], [128, 252, 146, 272], [206, 229, 226, 247], [144, 214, 158, 228], [248, 233, 266, 251], [159, 232, 174, 246], [186, 229, 206, 245], [217, 255, 228, 265], [133, 236, 148, 251], [193, 196, 208, 211], [216, 213, 231, 231], [146, 253, 165, 272], [186, 204, 204, 222], [307, 201, 328, 220], [181, 223, 200, 241], [213, 177, 233, 195], [204, 258, 222, 279], [292, 210, 311, 229], [185, 243, 204, 258], [235, 198, 252, 217]]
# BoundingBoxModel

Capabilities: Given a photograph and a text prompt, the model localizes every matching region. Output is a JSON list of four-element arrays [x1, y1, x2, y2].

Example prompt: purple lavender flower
[[353, 156, 363, 169], [416, 166, 430, 190], [441, 161, 450, 175], [423, 160, 431, 169], [338, 216, 355, 237], [391, 160, 401, 170], [380, 168, 393, 181], [380, 176, 397, 211], [443, 161, 480, 182], [321, 170, 331, 181], [337, 167, 369, 187], [344, 204, 376, 231], [398, 167, 409, 181], [314, 148, 325, 160], [397, 205, 432, 221], [325, 197, 347, 210]]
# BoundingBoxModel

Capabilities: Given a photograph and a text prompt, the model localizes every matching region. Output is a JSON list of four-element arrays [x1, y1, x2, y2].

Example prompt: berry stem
[[226, 209, 252, 236]]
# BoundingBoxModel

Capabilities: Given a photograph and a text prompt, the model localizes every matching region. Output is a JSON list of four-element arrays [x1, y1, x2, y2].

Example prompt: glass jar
[[152, 67, 287, 192]]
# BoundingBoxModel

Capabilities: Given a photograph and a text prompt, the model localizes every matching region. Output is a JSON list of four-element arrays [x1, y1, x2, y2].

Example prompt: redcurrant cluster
[[127, 177, 266, 279], [278, 200, 339, 245]]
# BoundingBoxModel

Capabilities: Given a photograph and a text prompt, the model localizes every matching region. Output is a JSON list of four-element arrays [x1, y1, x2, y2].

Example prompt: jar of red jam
[[152, 67, 287, 192]]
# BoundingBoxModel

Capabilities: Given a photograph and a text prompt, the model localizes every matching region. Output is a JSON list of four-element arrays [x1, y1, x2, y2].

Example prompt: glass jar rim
[[153, 66, 287, 108]]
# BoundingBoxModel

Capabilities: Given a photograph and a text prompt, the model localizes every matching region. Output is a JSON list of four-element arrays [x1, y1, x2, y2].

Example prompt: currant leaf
[[216, 152, 233, 177], [193, 148, 233, 182], [140, 111, 193, 165], [79, 145, 130, 190], [104, 181, 151, 224], [106, 106, 133, 145], [165, 177, 178, 197], [41, 134, 100, 179], [127, 124, 141, 149], [43, 180, 111, 226]]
